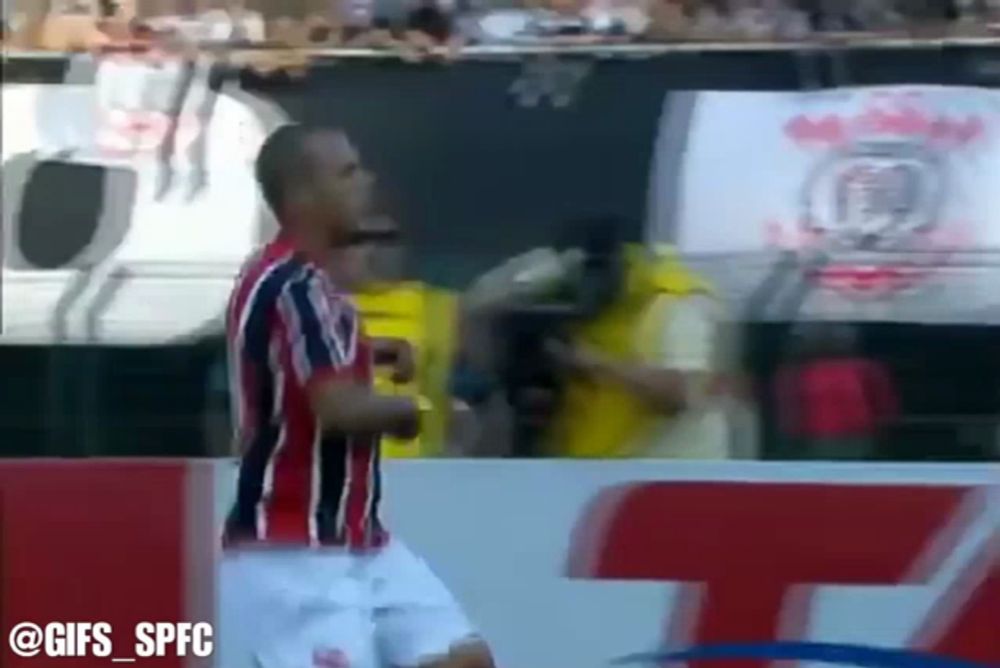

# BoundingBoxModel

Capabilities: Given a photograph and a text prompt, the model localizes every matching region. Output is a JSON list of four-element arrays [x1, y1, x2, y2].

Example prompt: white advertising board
[[648, 86, 1000, 322], [1, 55, 284, 344], [214, 460, 999, 668]]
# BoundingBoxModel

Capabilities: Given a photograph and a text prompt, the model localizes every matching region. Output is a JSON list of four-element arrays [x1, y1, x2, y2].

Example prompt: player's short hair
[[255, 123, 320, 222]]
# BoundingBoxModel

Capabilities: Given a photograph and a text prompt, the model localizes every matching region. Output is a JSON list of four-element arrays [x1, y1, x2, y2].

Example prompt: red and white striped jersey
[[223, 233, 385, 550]]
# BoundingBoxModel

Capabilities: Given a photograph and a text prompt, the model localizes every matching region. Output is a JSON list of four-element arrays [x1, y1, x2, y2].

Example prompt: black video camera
[[492, 216, 627, 455]]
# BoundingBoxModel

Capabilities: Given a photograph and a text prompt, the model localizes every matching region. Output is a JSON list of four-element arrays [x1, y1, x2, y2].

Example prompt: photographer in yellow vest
[[465, 216, 750, 459]]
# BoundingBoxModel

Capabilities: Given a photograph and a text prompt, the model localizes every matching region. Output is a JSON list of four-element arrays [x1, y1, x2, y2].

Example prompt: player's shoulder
[[236, 243, 305, 290], [234, 241, 355, 315], [281, 259, 349, 298], [230, 245, 305, 320], [273, 259, 359, 322]]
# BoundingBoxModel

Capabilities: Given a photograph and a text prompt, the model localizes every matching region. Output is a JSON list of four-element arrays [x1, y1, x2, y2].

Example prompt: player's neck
[[277, 223, 333, 268]]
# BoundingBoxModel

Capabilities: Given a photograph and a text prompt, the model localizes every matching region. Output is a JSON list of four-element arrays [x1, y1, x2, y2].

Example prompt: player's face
[[332, 217, 401, 289], [304, 131, 375, 244]]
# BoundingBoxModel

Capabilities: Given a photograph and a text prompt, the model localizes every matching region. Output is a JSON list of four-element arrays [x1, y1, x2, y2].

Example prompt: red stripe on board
[[566, 482, 975, 668], [0, 460, 188, 668], [568, 482, 968, 583]]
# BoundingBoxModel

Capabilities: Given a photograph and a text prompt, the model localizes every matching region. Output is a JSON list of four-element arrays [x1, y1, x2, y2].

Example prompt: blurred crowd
[[3, 0, 999, 59]]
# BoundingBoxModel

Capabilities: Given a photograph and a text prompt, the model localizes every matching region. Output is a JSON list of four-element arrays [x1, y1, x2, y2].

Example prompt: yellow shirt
[[548, 245, 715, 458], [353, 282, 457, 458]]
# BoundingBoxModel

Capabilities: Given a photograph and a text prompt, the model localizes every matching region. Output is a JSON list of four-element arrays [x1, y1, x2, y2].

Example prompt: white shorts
[[218, 539, 478, 668]]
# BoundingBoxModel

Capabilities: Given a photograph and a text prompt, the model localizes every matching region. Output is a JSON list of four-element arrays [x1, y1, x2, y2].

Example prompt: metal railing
[[4, 34, 1000, 60]]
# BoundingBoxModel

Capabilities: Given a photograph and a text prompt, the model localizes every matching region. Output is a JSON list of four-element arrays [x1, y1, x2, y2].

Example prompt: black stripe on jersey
[[285, 270, 345, 371], [225, 424, 280, 541], [316, 435, 349, 543], [369, 440, 383, 540]]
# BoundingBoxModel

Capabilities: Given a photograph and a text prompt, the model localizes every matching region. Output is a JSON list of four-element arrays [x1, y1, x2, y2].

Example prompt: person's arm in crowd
[[398, 0, 465, 61], [645, 0, 688, 40], [33, 5, 110, 52], [278, 276, 420, 439], [398, 28, 436, 61], [302, 13, 342, 45], [438, 31, 465, 61], [236, 7, 267, 43], [344, 25, 397, 47]]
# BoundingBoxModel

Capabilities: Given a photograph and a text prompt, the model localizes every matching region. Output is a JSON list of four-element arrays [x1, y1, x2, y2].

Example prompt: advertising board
[[6, 56, 1000, 333], [0, 459, 215, 668], [650, 86, 1000, 322], [214, 460, 1000, 667], [0, 455, 996, 666], [0, 56, 283, 344]]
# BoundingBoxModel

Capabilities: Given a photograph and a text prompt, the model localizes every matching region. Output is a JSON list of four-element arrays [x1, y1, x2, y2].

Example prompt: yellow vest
[[353, 282, 458, 458], [548, 245, 713, 458]]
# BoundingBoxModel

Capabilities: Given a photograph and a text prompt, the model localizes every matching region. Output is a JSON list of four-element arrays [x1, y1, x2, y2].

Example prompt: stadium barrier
[[2, 459, 997, 666]]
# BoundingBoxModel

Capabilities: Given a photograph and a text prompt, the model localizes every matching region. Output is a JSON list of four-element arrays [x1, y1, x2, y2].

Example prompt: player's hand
[[390, 340, 416, 384], [386, 396, 421, 440], [375, 338, 416, 384]]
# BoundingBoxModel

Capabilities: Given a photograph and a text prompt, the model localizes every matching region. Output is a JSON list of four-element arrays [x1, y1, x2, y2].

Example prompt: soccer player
[[219, 123, 495, 668]]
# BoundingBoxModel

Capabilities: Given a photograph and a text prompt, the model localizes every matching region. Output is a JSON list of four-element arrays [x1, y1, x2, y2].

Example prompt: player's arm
[[308, 381, 419, 440], [278, 278, 419, 439]]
